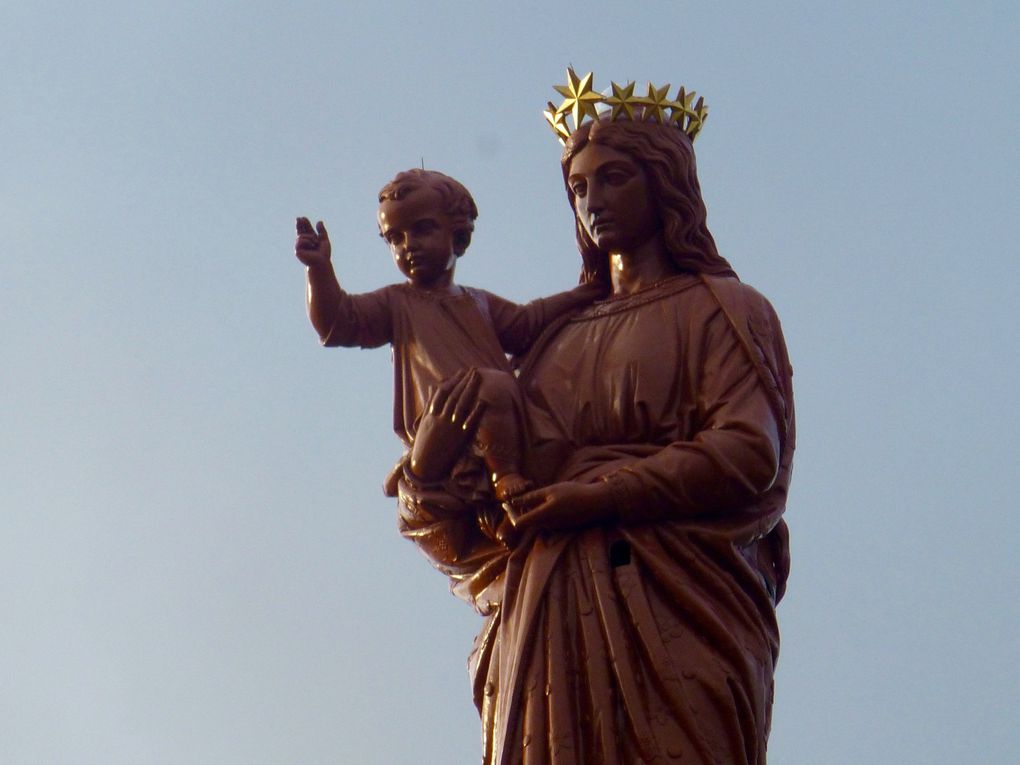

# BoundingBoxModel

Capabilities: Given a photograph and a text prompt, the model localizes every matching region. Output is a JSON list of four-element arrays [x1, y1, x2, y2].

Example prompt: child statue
[[295, 169, 601, 503]]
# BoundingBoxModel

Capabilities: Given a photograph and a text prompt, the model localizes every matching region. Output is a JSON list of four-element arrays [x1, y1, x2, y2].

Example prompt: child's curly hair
[[378, 169, 478, 254]]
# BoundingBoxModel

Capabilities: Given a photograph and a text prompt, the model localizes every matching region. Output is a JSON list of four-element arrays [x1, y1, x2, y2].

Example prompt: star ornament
[[604, 81, 638, 121], [638, 82, 674, 124], [668, 87, 696, 127], [687, 96, 708, 139], [543, 69, 711, 145], [543, 101, 571, 144], [553, 67, 602, 129]]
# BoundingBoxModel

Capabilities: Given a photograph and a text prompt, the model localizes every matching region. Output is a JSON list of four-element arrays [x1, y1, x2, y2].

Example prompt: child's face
[[378, 187, 458, 289]]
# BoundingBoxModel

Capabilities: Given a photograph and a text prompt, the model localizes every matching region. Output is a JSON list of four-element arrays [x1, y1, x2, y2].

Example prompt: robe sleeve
[[321, 285, 395, 348], [485, 283, 603, 356], [396, 464, 509, 613], [601, 291, 784, 523]]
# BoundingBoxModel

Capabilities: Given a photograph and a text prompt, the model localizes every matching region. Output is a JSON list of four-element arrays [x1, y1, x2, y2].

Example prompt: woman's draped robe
[[396, 274, 795, 765]]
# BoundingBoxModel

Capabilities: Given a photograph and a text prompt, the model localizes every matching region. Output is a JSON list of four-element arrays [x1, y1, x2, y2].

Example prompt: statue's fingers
[[508, 488, 544, 514], [428, 380, 452, 415], [296, 216, 314, 234], [511, 500, 553, 530], [316, 220, 330, 243], [451, 369, 481, 424], [432, 371, 466, 415], [439, 370, 472, 418], [461, 400, 486, 433]]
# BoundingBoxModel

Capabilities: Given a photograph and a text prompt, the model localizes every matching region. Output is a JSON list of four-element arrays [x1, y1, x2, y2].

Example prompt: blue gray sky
[[3, 2, 1018, 762]]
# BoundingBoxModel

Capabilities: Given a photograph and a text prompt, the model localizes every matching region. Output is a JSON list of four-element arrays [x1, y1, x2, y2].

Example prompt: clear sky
[[2, 1, 1018, 763]]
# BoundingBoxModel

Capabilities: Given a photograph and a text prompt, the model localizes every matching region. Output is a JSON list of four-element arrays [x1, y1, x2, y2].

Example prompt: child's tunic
[[322, 282, 582, 446]]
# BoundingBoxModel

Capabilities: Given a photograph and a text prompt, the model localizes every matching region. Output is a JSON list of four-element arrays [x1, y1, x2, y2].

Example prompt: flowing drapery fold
[[398, 275, 794, 764]]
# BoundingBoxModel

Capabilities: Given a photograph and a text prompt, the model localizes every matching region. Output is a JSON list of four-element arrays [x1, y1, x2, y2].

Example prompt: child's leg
[[473, 368, 530, 500]]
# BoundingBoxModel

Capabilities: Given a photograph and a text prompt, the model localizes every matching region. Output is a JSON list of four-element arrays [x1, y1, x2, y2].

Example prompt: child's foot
[[493, 472, 530, 502]]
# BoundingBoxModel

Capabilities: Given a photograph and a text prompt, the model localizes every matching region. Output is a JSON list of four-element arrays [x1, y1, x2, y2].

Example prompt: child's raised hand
[[295, 217, 332, 267]]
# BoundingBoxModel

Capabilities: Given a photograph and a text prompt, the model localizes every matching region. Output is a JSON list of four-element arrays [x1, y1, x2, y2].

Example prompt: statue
[[297, 69, 795, 765], [296, 169, 602, 508]]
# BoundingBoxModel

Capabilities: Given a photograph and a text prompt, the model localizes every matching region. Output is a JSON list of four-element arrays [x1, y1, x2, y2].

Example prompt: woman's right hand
[[408, 369, 486, 482], [508, 480, 614, 532]]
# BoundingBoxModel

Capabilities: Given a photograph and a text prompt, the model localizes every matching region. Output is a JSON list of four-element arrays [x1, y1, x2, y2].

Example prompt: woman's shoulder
[[699, 274, 775, 308], [699, 274, 794, 413], [696, 275, 784, 333]]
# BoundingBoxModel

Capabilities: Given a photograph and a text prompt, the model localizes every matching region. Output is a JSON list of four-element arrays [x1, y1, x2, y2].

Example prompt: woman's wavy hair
[[561, 118, 735, 286]]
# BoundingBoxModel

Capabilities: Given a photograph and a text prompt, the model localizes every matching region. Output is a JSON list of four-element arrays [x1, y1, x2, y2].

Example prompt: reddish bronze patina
[[297, 116, 794, 765], [296, 169, 601, 504]]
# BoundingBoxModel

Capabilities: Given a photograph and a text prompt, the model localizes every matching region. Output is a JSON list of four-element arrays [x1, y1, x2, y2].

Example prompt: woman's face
[[567, 142, 659, 255]]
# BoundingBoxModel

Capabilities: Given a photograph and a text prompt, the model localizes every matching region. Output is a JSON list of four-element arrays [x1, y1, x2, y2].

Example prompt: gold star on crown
[[544, 67, 709, 146]]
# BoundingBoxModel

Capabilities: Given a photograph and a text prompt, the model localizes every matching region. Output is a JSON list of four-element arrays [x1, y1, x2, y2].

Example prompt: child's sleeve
[[485, 283, 603, 355], [321, 285, 395, 348]]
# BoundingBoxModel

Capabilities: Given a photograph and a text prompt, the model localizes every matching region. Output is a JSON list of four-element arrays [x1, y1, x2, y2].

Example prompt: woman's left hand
[[509, 480, 615, 532], [408, 369, 485, 482]]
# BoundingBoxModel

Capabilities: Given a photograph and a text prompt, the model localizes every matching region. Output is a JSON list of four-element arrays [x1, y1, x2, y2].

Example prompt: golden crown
[[544, 67, 708, 146]]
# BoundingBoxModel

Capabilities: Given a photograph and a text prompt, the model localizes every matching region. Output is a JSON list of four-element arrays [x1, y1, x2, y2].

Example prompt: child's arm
[[295, 217, 393, 348], [484, 282, 606, 355], [296, 217, 343, 341]]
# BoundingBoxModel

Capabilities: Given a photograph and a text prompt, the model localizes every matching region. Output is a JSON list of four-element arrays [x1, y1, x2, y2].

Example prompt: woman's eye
[[605, 172, 630, 185], [571, 183, 587, 197]]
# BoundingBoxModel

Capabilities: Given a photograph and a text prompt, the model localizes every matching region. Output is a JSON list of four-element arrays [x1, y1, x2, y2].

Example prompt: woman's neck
[[609, 235, 677, 296]]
